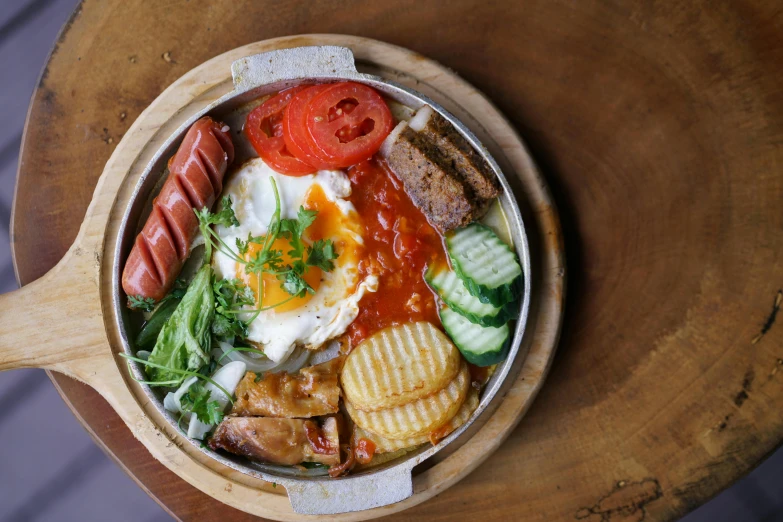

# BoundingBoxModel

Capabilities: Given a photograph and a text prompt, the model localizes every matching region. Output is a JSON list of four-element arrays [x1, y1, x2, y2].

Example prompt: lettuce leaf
[[147, 265, 214, 384]]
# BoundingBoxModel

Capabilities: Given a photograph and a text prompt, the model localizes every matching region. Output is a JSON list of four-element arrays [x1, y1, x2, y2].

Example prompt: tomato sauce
[[354, 438, 376, 465], [304, 422, 338, 455], [346, 157, 448, 346]]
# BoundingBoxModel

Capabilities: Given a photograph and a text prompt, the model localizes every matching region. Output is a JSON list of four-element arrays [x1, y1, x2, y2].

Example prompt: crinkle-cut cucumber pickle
[[426, 266, 515, 327], [446, 223, 522, 307], [440, 307, 510, 366]]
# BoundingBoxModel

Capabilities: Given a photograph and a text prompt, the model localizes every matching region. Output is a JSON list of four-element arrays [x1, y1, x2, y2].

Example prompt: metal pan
[[112, 45, 532, 516]]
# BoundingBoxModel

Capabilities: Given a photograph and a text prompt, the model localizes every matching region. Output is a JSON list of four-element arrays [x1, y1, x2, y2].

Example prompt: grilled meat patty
[[382, 106, 499, 232]]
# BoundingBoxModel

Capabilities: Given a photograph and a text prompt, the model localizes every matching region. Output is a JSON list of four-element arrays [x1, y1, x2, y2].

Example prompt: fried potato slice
[[353, 387, 480, 453], [341, 322, 462, 412], [354, 426, 428, 454], [347, 362, 470, 440]]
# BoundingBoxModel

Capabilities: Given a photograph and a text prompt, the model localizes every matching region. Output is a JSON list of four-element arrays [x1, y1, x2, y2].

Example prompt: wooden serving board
[[0, 35, 564, 520]]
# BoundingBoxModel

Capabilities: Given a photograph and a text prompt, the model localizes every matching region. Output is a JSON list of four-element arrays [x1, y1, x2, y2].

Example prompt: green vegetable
[[212, 278, 253, 340], [300, 462, 329, 469], [195, 195, 240, 264], [135, 297, 182, 348], [425, 266, 515, 327], [440, 307, 510, 366], [198, 177, 338, 311], [305, 239, 338, 272], [146, 265, 214, 384], [120, 355, 234, 402], [180, 382, 225, 425], [447, 223, 522, 307], [127, 295, 156, 312]]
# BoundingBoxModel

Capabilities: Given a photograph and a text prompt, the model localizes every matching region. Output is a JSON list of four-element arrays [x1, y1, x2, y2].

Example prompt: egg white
[[212, 158, 377, 362]]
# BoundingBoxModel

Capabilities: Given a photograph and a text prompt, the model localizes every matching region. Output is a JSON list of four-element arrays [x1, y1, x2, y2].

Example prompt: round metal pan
[[112, 46, 532, 516]]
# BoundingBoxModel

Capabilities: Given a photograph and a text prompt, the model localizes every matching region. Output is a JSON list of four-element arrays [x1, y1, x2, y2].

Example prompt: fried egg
[[212, 158, 377, 362]]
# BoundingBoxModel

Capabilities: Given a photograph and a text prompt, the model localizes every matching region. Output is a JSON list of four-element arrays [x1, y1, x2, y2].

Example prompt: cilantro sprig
[[127, 295, 156, 312], [196, 195, 241, 265], [195, 177, 339, 321], [211, 278, 254, 340], [180, 382, 225, 425]]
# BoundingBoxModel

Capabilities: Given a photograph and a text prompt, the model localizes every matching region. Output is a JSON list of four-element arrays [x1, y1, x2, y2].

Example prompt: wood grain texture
[[4, 33, 564, 521], [9, 0, 783, 520]]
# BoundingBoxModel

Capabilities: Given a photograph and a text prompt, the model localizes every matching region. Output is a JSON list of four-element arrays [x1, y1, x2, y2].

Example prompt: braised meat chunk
[[381, 106, 500, 233], [231, 358, 342, 418], [208, 416, 340, 466]]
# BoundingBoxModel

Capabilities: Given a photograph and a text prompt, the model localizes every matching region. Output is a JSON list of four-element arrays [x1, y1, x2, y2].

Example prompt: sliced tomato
[[282, 85, 336, 170], [244, 87, 315, 176], [304, 82, 394, 168]]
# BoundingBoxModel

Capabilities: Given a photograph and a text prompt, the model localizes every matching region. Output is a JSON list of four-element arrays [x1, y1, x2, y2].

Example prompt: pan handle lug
[[280, 462, 414, 515], [231, 46, 358, 93]]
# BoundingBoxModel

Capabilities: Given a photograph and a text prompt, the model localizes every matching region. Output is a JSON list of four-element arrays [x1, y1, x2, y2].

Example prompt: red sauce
[[346, 157, 448, 346], [354, 438, 376, 465], [304, 422, 337, 455], [327, 444, 355, 477]]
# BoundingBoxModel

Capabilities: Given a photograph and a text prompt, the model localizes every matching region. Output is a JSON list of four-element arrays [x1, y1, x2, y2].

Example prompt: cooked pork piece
[[380, 106, 500, 233], [208, 416, 340, 466], [231, 358, 342, 418]]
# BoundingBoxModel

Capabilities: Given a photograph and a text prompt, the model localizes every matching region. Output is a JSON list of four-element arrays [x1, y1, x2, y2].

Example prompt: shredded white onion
[[408, 105, 433, 132], [216, 341, 312, 374], [273, 347, 311, 374], [379, 121, 407, 158], [309, 340, 340, 366], [217, 341, 280, 372], [163, 375, 198, 414]]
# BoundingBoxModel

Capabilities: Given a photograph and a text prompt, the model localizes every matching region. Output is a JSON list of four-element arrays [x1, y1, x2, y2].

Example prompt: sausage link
[[122, 117, 234, 302]]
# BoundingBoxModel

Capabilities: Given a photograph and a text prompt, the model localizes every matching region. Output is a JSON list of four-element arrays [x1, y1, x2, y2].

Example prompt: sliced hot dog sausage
[[122, 117, 234, 302]]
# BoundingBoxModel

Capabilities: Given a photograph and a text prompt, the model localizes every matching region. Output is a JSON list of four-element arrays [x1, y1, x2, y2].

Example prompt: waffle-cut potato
[[341, 322, 461, 412], [353, 388, 480, 453], [353, 448, 414, 471], [354, 425, 428, 454], [347, 363, 470, 440]]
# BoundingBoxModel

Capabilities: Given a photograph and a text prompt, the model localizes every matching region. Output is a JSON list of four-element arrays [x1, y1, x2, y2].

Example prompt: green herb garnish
[[196, 195, 241, 264], [120, 354, 233, 403], [144, 265, 213, 384], [212, 278, 254, 340], [195, 177, 339, 317], [127, 295, 156, 312], [180, 382, 225, 425]]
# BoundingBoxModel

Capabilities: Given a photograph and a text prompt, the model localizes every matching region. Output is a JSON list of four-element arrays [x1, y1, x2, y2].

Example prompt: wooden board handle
[[0, 249, 106, 378], [0, 273, 66, 371]]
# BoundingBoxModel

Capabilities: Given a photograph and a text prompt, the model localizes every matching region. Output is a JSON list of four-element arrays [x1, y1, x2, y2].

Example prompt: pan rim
[[109, 47, 532, 503]]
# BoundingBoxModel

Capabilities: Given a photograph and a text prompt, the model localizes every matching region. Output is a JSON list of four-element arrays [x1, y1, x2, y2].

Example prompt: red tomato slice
[[244, 87, 315, 176], [282, 85, 335, 170], [304, 82, 394, 169]]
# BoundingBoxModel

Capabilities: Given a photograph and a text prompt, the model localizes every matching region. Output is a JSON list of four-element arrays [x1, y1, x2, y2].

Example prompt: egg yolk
[[240, 239, 322, 313], [303, 184, 363, 268], [237, 183, 363, 314]]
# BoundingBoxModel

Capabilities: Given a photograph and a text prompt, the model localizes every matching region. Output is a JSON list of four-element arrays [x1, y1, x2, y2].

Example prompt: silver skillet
[[112, 46, 532, 516]]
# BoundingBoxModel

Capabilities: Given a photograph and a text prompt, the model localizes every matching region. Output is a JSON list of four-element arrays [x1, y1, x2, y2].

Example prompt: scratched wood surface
[[9, 1, 783, 521]]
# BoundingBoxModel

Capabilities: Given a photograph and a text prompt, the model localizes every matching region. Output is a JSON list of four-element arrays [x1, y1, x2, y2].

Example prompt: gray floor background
[[0, 1, 781, 521]]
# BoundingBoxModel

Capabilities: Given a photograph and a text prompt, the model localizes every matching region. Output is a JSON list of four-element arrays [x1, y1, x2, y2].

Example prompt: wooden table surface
[[11, 1, 783, 520]]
